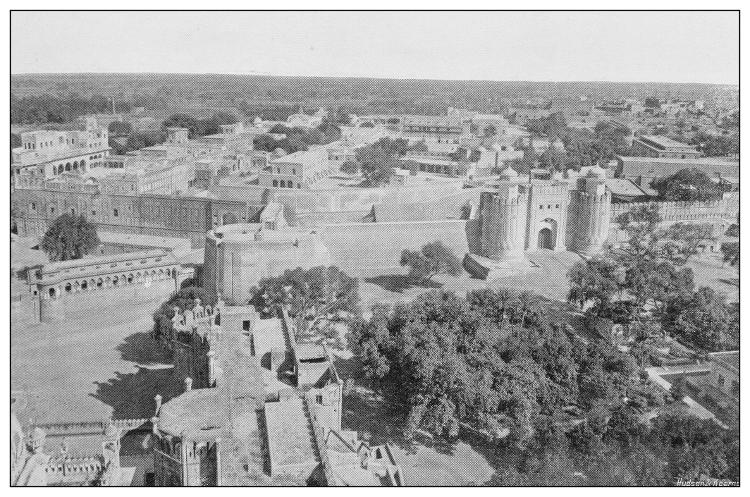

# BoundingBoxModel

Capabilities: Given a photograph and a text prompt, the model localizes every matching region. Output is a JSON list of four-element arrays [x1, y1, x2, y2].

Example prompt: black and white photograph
[[7, 8, 742, 487]]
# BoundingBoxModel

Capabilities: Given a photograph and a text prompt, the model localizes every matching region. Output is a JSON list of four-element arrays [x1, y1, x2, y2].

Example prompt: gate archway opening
[[538, 227, 554, 250]]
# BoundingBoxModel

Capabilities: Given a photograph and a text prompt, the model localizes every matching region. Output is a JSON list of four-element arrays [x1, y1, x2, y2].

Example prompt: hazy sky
[[11, 11, 739, 84]]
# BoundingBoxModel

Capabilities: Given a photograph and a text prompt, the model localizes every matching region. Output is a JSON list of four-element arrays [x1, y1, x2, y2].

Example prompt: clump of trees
[[651, 168, 729, 202], [40, 214, 100, 262], [162, 112, 239, 138], [567, 204, 737, 352], [513, 114, 634, 173], [489, 405, 739, 485], [107, 121, 133, 137], [689, 131, 739, 158], [11, 93, 129, 124], [250, 266, 359, 337], [253, 120, 341, 154], [348, 288, 664, 448], [721, 242, 739, 268], [341, 137, 428, 186], [109, 131, 167, 155], [400, 241, 462, 283]]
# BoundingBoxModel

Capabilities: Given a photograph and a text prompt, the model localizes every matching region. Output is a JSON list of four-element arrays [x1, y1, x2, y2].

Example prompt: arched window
[[65, 283, 72, 293], [81, 280, 88, 291], [127, 274, 134, 284], [65, 163, 71, 172], [97, 278, 103, 288], [49, 288, 56, 298]]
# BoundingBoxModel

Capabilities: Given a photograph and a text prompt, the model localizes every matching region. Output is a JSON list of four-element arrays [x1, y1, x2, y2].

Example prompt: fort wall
[[321, 219, 471, 275], [607, 194, 738, 243]]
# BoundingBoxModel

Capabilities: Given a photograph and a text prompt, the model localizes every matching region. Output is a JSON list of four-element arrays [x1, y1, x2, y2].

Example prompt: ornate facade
[[467, 165, 611, 276]]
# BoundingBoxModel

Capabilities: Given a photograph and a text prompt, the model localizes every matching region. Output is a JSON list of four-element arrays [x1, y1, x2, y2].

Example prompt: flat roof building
[[631, 135, 702, 159], [616, 156, 740, 187], [12, 117, 110, 180]]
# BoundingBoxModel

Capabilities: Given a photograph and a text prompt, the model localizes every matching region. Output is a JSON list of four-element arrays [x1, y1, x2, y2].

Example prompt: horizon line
[[10, 71, 738, 87]]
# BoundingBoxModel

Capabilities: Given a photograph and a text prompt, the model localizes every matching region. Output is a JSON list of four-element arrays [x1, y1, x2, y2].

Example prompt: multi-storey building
[[11, 117, 110, 179], [260, 146, 335, 189], [12, 178, 261, 246], [400, 115, 470, 144]]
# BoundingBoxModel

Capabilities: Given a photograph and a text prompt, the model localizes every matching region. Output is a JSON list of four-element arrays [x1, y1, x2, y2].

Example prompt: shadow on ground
[[91, 366, 180, 419], [116, 331, 173, 365], [364, 275, 443, 293], [343, 387, 459, 457]]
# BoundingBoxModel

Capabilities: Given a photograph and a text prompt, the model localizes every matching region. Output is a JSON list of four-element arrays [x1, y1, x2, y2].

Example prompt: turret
[[571, 172, 611, 255], [478, 180, 530, 261]]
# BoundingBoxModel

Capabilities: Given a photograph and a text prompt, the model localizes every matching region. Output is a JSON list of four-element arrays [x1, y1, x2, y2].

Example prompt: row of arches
[[53, 160, 86, 176], [47, 267, 178, 299]]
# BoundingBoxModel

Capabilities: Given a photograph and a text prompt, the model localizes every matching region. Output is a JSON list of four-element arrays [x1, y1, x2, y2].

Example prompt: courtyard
[[11, 283, 179, 425]]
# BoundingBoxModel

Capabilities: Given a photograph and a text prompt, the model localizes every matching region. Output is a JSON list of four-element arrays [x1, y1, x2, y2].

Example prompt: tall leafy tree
[[40, 214, 100, 262], [251, 266, 359, 335], [400, 241, 462, 283]]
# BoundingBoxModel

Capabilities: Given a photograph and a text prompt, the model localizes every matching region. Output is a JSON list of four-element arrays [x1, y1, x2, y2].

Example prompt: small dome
[[585, 163, 607, 179], [498, 164, 519, 180]]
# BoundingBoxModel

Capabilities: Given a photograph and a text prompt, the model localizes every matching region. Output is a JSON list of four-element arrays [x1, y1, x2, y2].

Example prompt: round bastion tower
[[478, 167, 530, 261], [571, 166, 611, 255]]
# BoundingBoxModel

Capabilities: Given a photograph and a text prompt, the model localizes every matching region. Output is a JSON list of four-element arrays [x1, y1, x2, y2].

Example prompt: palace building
[[12, 117, 110, 179]]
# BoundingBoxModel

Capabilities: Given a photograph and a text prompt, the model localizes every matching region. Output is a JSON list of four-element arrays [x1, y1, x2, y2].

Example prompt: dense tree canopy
[[348, 288, 663, 449], [250, 266, 359, 336], [107, 121, 133, 136], [515, 115, 634, 173], [347, 137, 423, 186], [689, 131, 739, 158], [569, 204, 737, 353], [721, 242, 739, 268], [665, 287, 737, 351], [651, 168, 727, 202], [162, 112, 239, 138], [40, 214, 100, 262], [400, 241, 462, 283], [253, 121, 341, 154], [11, 93, 128, 124], [109, 131, 167, 155]]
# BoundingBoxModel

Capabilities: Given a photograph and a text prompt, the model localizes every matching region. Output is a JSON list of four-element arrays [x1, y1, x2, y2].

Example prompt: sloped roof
[[605, 178, 647, 198]]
